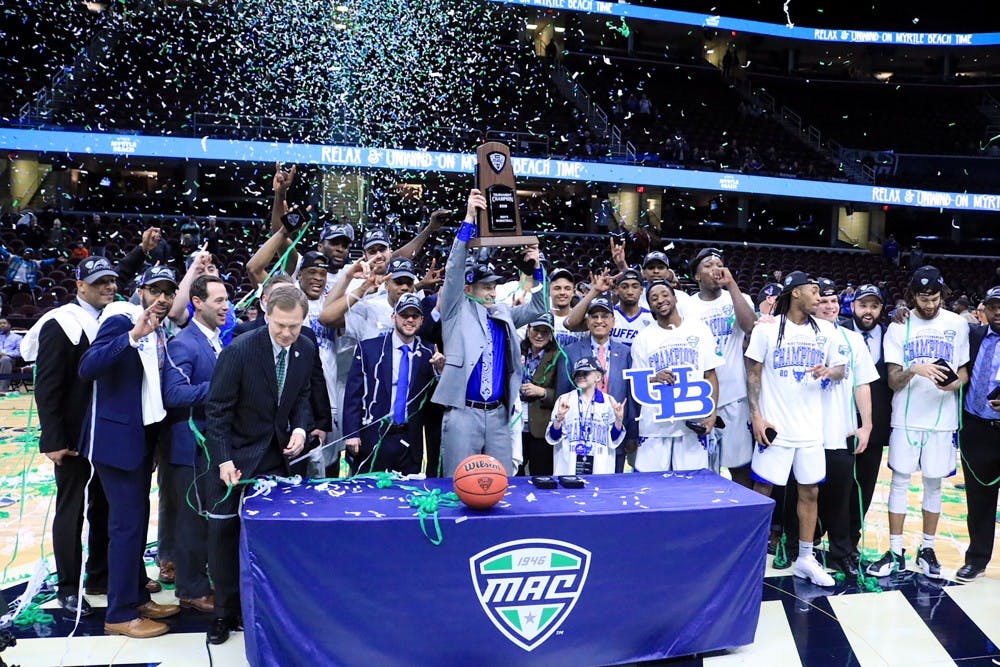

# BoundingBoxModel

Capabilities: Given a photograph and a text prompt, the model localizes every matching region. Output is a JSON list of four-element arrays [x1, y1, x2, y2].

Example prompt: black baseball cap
[[393, 293, 423, 315], [780, 271, 818, 295], [984, 286, 1000, 304], [320, 223, 354, 244], [300, 251, 330, 272], [139, 265, 177, 288], [760, 283, 781, 299], [387, 257, 417, 281], [465, 260, 503, 284], [854, 284, 883, 303], [549, 268, 575, 284], [642, 251, 670, 268], [910, 265, 946, 294], [615, 268, 643, 285], [529, 312, 555, 330], [362, 227, 390, 251], [573, 355, 605, 376], [588, 295, 614, 314], [690, 247, 724, 275], [817, 277, 837, 297], [76, 256, 118, 284], [645, 279, 673, 303]]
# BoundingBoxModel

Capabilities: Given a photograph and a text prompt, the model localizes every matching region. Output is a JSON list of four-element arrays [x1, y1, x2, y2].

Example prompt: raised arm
[[246, 228, 292, 287], [393, 209, 446, 260]]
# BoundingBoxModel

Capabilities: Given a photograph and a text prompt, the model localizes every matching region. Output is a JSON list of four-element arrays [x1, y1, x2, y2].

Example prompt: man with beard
[[629, 281, 720, 473], [683, 248, 757, 486], [813, 278, 877, 577], [19, 257, 117, 618], [433, 189, 546, 476], [839, 284, 892, 563], [343, 293, 444, 474], [867, 266, 969, 579], [956, 286, 1000, 582], [79, 266, 182, 638], [745, 271, 845, 587]]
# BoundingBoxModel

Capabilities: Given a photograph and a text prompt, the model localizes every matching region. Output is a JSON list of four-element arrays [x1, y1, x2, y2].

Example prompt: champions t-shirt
[[682, 291, 754, 406], [611, 306, 654, 348], [821, 325, 880, 449], [884, 309, 969, 432], [629, 317, 722, 438], [745, 317, 845, 448]]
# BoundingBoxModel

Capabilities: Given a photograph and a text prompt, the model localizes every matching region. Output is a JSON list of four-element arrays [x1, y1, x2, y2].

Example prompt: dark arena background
[[1, 0, 1000, 665]]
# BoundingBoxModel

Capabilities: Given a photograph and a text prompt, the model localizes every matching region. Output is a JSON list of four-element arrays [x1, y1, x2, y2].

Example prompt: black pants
[[818, 447, 855, 560], [850, 436, 887, 552], [52, 455, 109, 592], [168, 462, 211, 599], [352, 433, 422, 476], [961, 414, 1000, 568], [518, 433, 553, 477]]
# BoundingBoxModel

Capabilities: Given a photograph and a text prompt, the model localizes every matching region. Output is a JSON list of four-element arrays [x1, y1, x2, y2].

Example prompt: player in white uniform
[[547, 356, 626, 475], [814, 278, 877, 577], [684, 248, 757, 486], [745, 271, 846, 587], [638, 251, 691, 313], [867, 266, 969, 579], [629, 280, 720, 472]]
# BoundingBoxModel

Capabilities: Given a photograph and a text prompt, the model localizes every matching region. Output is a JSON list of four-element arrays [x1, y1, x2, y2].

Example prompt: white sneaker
[[793, 554, 835, 587]]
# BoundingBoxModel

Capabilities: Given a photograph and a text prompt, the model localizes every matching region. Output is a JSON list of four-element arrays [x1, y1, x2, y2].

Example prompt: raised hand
[[130, 305, 161, 342], [609, 236, 627, 269], [272, 162, 297, 194]]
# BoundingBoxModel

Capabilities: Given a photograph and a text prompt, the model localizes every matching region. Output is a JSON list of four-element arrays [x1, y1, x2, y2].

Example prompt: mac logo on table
[[470, 539, 591, 651]]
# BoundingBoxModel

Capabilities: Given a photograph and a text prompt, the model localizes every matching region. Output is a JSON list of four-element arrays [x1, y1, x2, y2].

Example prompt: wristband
[[457, 221, 478, 243]]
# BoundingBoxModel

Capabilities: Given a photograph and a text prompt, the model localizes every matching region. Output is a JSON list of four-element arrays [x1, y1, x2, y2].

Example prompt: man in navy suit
[[557, 295, 636, 472], [203, 284, 315, 644], [162, 275, 229, 614], [79, 265, 183, 639], [343, 293, 444, 474]]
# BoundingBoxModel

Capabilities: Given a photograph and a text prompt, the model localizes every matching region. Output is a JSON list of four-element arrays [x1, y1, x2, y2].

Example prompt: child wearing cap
[[546, 356, 626, 475]]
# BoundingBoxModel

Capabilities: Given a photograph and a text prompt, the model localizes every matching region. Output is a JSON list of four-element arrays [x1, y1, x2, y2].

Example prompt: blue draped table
[[240, 470, 774, 667]]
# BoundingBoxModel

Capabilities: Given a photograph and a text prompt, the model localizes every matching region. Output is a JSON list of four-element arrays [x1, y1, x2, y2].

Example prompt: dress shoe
[[145, 578, 163, 594], [57, 593, 93, 617], [158, 561, 176, 584], [137, 600, 180, 620], [956, 563, 987, 582], [179, 594, 215, 614], [830, 557, 859, 578], [208, 616, 241, 645], [105, 617, 169, 639]]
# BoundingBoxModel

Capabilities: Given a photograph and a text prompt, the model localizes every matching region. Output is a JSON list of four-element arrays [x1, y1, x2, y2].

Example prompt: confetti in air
[[782, 0, 794, 28]]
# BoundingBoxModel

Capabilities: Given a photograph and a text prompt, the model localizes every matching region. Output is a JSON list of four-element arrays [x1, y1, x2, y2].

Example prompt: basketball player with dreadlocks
[[867, 266, 969, 579], [745, 271, 846, 587]]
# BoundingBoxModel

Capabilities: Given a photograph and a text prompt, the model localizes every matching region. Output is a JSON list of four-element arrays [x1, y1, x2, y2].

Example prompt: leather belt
[[965, 412, 1000, 429], [466, 399, 502, 410]]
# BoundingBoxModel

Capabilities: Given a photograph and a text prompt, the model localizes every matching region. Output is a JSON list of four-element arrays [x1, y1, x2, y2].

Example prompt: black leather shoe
[[956, 563, 986, 582], [208, 616, 241, 645], [58, 593, 93, 617], [831, 557, 859, 578]]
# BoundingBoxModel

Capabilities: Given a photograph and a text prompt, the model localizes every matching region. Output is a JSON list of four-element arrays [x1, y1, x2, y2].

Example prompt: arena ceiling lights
[[3, 127, 999, 213], [493, 0, 1000, 46]]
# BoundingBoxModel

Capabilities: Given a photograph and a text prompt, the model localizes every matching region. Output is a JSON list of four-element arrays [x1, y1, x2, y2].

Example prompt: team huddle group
[[17, 176, 1000, 646]]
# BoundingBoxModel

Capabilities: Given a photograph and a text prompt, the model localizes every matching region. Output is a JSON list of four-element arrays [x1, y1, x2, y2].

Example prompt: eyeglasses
[[144, 286, 176, 298], [396, 311, 422, 320]]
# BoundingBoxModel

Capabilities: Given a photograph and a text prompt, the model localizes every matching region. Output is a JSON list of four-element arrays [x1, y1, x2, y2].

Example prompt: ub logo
[[470, 539, 590, 651], [623, 366, 715, 422]]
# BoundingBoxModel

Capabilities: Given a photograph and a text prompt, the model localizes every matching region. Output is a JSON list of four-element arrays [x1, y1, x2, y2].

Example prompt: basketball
[[453, 455, 509, 510]]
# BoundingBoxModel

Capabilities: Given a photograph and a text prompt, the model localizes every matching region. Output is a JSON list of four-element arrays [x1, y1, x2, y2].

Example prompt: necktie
[[480, 314, 494, 399], [212, 336, 222, 357], [276, 348, 287, 400], [394, 345, 410, 424], [863, 331, 875, 360], [597, 344, 608, 393]]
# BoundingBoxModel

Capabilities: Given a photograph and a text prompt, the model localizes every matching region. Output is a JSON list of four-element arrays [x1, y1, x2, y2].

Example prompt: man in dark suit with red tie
[[203, 284, 316, 645], [343, 293, 443, 475]]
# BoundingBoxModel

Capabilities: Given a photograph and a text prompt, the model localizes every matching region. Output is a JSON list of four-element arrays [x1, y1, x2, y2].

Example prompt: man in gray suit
[[433, 189, 546, 475]]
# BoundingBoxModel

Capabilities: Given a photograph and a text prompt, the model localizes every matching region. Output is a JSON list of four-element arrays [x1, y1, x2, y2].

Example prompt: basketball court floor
[[2, 391, 998, 666]]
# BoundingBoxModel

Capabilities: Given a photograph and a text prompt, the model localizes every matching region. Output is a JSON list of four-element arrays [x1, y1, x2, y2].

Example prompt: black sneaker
[[955, 563, 986, 582], [916, 547, 943, 579], [866, 549, 905, 577]]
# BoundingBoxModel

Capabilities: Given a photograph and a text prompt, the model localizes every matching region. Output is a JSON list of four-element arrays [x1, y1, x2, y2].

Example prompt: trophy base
[[468, 235, 539, 248]]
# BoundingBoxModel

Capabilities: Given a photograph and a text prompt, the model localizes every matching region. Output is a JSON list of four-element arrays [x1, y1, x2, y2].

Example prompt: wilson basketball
[[453, 455, 509, 510]]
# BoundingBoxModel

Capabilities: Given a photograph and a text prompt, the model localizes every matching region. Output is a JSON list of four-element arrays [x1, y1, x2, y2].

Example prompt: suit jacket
[[78, 314, 161, 471], [841, 318, 891, 444], [431, 234, 546, 417], [34, 316, 94, 453], [521, 347, 559, 439], [966, 323, 992, 411], [557, 335, 638, 441], [162, 323, 217, 467], [232, 315, 332, 433], [204, 326, 314, 478], [342, 333, 437, 451]]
